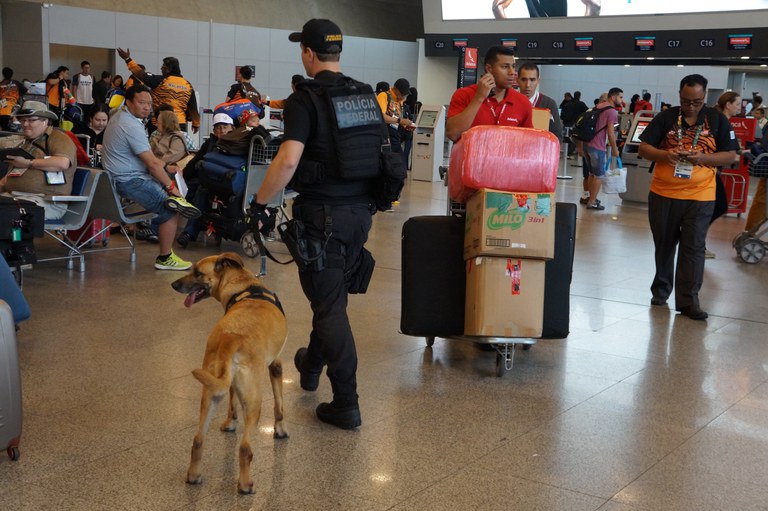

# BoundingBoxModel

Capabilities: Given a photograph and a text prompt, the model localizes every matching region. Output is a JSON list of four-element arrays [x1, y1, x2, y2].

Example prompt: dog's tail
[[192, 368, 229, 398]]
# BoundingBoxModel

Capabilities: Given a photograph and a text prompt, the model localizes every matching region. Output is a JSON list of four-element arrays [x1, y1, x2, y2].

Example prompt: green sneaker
[[164, 196, 201, 219], [154, 251, 192, 271]]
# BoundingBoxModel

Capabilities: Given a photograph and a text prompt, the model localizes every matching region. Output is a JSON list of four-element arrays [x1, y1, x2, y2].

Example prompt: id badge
[[673, 161, 694, 179]]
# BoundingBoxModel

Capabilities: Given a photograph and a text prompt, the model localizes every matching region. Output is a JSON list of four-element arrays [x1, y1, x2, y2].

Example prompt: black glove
[[246, 200, 274, 235]]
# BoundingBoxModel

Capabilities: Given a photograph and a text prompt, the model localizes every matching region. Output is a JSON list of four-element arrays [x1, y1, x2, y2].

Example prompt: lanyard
[[486, 97, 508, 125], [677, 112, 703, 150]]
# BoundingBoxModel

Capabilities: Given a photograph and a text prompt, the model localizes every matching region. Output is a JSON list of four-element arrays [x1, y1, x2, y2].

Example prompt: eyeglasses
[[680, 97, 705, 107]]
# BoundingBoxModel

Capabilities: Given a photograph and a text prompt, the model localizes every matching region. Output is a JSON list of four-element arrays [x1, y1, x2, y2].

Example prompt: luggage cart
[[733, 152, 768, 264], [239, 134, 294, 274], [430, 167, 537, 377]]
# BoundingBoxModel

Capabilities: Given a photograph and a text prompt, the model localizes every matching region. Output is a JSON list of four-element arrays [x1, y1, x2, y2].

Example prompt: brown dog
[[171, 252, 288, 494]]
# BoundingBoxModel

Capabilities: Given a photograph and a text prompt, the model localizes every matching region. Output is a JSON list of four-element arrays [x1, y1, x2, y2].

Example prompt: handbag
[[601, 156, 627, 194]]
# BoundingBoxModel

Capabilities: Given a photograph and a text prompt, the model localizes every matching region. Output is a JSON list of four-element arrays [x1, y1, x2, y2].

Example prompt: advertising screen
[[441, 0, 768, 20]]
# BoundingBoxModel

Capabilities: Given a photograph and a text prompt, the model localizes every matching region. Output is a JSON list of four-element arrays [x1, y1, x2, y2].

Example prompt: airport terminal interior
[[3, 0, 768, 510], [2, 162, 768, 510]]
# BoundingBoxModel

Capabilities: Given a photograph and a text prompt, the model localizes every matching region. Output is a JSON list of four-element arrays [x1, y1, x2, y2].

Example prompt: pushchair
[[733, 151, 768, 263]]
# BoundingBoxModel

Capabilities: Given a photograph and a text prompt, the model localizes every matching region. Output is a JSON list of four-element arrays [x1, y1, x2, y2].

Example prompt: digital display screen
[[441, 1, 768, 20], [630, 120, 650, 144], [574, 37, 593, 51], [635, 36, 656, 51], [729, 34, 753, 50], [418, 110, 439, 128]]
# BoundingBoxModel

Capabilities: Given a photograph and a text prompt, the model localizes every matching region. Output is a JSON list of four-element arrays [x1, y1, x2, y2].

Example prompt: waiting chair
[[88, 172, 156, 263], [39, 167, 101, 271]]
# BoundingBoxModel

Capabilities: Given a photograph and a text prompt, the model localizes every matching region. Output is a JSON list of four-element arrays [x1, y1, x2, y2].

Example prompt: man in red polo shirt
[[446, 45, 533, 141]]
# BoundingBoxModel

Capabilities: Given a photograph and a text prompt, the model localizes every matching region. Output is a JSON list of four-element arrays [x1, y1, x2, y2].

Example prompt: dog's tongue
[[184, 289, 204, 308]]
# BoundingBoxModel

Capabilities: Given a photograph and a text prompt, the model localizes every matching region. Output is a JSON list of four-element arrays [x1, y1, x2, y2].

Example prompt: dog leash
[[252, 228, 294, 266]]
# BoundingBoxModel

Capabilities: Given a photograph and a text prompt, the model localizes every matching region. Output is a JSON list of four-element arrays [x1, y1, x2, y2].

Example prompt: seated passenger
[[150, 110, 190, 165], [0, 101, 76, 220], [175, 113, 234, 248], [101, 85, 200, 271]]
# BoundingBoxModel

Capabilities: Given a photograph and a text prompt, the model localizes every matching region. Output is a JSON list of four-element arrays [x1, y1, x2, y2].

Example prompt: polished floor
[[2, 160, 768, 510]]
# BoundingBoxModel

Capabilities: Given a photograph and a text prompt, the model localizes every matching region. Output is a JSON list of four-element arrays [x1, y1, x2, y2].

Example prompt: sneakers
[[164, 196, 202, 219], [316, 402, 361, 430], [294, 348, 322, 391], [176, 232, 195, 248], [704, 249, 716, 259], [135, 227, 159, 243], [579, 197, 589, 205], [154, 251, 192, 271], [587, 200, 605, 211]]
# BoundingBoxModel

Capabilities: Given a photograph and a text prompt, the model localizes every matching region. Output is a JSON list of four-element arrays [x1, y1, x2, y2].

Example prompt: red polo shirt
[[448, 84, 533, 134]]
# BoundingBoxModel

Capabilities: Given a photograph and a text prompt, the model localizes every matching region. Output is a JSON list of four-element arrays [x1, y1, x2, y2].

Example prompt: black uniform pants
[[648, 191, 714, 310], [292, 202, 373, 406]]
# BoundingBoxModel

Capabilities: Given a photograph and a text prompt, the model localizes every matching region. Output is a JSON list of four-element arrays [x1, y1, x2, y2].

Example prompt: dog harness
[[225, 285, 285, 316]]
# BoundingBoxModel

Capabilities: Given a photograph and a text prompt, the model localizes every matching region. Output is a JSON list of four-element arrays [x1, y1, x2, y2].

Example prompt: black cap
[[394, 78, 410, 96], [288, 19, 343, 54]]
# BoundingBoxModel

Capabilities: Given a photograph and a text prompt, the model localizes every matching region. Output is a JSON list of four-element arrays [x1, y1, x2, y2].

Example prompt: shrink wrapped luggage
[[448, 126, 559, 203]]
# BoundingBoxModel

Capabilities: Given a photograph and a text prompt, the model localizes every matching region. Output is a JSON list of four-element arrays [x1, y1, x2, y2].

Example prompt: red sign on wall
[[464, 47, 478, 69], [730, 116, 757, 148]]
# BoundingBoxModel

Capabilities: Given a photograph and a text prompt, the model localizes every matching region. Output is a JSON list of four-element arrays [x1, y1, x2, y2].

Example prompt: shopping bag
[[601, 157, 627, 194]]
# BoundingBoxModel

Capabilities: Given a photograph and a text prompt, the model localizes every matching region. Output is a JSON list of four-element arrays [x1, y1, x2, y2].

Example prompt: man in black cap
[[249, 19, 384, 430], [376, 77, 414, 155]]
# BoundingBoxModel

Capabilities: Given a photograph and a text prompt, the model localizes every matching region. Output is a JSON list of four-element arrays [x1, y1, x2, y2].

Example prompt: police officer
[[249, 19, 379, 430]]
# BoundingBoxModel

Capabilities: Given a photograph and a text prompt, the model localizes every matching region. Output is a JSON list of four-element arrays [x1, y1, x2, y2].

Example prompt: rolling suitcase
[[67, 217, 111, 248], [0, 300, 22, 461], [401, 216, 465, 338], [541, 202, 577, 339]]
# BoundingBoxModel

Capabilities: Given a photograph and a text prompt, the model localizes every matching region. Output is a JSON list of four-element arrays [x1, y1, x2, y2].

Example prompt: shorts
[[584, 148, 608, 177], [115, 177, 174, 224]]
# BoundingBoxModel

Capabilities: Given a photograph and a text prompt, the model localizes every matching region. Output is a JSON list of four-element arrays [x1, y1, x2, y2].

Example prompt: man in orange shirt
[[639, 74, 738, 320], [0, 67, 26, 130], [377, 78, 414, 155]]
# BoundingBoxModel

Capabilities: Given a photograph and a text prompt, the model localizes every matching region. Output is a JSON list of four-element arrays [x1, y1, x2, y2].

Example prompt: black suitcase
[[401, 215, 465, 338], [0, 196, 45, 266], [0, 300, 22, 461], [541, 202, 577, 339]]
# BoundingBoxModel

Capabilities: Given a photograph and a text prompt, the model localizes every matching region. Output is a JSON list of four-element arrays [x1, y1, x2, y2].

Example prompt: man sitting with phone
[[0, 100, 76, 219]]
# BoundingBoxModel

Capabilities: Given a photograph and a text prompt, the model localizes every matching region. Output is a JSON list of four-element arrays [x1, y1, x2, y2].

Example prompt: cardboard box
[[464, 188, 555, 260], [464, 257, 545, 338]]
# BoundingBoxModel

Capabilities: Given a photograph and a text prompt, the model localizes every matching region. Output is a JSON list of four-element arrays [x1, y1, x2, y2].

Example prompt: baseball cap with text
[[288, 19, 343, 54]]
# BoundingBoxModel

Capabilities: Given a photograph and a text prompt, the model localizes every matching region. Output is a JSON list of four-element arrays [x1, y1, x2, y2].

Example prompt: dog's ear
[[214, 252, 245, 272]]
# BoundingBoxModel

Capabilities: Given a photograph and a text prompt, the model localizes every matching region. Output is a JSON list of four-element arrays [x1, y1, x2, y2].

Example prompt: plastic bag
[[601, 156, 627, 194], [448, 126, 559, 203]]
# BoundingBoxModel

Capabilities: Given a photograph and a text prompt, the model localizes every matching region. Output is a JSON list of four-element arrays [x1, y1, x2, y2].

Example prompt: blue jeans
[[115, 177, 174, 224]]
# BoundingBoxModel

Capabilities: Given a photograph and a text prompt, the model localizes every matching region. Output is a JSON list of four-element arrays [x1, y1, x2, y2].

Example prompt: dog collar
[[226, 285, 285, 316]]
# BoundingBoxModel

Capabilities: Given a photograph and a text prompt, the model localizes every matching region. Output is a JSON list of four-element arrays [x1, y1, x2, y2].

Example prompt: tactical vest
[[290, 74, 385, 200]]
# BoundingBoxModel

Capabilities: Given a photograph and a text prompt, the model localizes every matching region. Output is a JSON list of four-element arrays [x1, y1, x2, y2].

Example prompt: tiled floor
[[2, 160, 768, 510]]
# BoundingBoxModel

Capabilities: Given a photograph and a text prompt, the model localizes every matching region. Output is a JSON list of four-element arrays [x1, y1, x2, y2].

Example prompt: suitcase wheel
[[7, 446, 20, 461], [240, 231, 260, 258], [425, 336, 435, 347]]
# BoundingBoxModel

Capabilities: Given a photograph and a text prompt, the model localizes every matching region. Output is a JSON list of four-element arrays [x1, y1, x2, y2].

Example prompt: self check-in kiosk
[[412, 105, 446, 182], [620, 111, 657, 203]]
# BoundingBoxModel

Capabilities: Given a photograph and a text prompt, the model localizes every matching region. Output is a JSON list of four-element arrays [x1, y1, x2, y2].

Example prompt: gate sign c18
[[332, 95, 383, 129]]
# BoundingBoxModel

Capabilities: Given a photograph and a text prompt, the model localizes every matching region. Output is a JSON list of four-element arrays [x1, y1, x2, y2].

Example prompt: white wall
[[4, 4, 418, 134], [537, 65, 730, 108]]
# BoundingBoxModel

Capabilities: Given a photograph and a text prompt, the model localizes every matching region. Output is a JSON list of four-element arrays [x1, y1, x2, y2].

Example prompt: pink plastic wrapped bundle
[[449, 126, 560, 203]]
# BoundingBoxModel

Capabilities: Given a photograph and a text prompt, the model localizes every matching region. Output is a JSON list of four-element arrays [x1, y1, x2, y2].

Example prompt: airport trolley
[[733, 152, 768, 264]]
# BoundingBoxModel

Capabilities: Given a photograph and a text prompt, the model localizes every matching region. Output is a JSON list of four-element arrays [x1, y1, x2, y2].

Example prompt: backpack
[[214, 99, 262, 127], [571, 106, 612, 142]]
